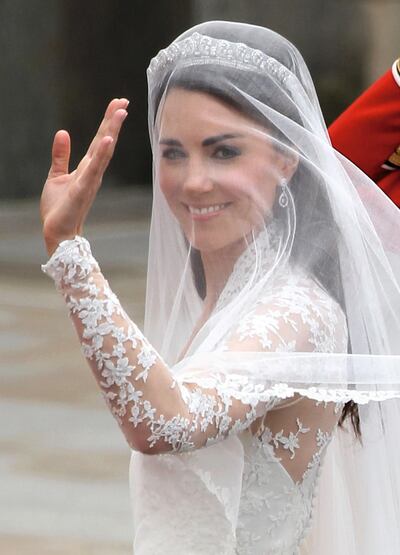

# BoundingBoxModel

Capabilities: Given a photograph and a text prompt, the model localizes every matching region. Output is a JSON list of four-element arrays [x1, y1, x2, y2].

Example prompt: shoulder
[[224, 271, 347, 354]]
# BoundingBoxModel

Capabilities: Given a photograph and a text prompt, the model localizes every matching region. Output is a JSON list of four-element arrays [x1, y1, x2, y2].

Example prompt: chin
[[188, 231, 248, 255], [181, 217, 254, 253]]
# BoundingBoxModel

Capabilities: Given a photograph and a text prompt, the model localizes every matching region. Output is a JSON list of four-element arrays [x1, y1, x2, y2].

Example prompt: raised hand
[[40, 98, 129, 256]]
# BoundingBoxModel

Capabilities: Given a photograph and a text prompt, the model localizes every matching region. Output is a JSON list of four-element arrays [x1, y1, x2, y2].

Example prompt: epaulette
[[382, 145, 400, 171]]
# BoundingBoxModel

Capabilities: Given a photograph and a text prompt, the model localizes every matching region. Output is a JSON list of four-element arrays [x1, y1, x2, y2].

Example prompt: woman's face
[[157, 88, 288, 253]]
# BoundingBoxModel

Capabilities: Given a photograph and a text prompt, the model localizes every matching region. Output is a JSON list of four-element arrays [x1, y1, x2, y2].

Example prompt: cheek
[[158, 163, 181, 206], [225, 157, 279, 211], [249, 149, 280, 208]]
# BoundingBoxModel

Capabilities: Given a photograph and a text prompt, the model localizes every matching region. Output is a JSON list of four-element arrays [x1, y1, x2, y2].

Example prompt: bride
[[41, 21, 400, 554]]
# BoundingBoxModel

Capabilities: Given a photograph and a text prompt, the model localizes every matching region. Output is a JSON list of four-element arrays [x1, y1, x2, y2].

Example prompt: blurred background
[[0, 0, 398, 553]]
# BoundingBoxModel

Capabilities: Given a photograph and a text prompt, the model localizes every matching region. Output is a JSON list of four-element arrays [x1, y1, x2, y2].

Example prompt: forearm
[[42, 237, 261, 454], [41, 236, 196, 453]]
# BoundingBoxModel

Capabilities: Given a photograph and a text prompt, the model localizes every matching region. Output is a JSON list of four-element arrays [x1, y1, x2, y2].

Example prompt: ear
[[280, 150, 299, 182]]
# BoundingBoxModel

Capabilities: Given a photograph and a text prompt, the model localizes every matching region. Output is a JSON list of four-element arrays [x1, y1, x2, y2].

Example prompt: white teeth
[[189, 203, 228, 215]]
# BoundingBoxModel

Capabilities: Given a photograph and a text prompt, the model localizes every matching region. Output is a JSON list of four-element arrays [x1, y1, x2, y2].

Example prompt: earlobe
[[281, 152, 299, 182]]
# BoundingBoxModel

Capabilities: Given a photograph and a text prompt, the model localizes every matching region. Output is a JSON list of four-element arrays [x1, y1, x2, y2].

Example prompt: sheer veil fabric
[[130, 21, 400, 553]]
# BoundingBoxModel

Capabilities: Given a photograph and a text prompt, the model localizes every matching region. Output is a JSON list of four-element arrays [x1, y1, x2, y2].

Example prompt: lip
[[184, 202, 231, 221]]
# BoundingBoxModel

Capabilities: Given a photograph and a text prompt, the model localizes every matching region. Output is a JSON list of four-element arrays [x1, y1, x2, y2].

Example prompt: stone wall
[[0, 0, 397, 199], [0, 1, 61, 198], [0, 0, 191, 199]]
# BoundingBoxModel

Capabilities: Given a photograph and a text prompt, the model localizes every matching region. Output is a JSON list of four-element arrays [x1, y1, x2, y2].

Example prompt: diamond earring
[[278, 178, 289, 208]]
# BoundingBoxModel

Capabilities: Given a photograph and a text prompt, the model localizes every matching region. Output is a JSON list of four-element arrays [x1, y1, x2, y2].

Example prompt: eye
[[161, 147, 186, 160], [212, 145, 241, 160]]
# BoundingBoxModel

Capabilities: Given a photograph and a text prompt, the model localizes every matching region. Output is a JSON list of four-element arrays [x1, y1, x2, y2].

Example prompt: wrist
[[44, 240, 61, 258], [42, 236, 97, 289], [43, 229, 81, 258], [44, 238, 67, 258], [44, 234, 79, 258]]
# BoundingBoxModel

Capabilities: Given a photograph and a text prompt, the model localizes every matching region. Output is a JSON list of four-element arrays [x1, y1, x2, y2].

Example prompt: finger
[[98, 109, 128, 169], [48, 130, 71, 178], [80, 135, 115, 194], [74, 109, 126, 218], [87, 98, 129, 158], [76, 107, 128, 178], [103, 107, 128, 149], [87, 106, 126, 179]]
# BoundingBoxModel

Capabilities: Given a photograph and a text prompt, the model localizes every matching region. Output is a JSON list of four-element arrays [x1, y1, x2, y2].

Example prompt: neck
[[200, 238, 248, 312]]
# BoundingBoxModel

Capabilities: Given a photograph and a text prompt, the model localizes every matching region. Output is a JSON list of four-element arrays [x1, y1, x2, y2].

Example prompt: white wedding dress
[[43, 233, 347, 554], [41, 20, 400, 553]]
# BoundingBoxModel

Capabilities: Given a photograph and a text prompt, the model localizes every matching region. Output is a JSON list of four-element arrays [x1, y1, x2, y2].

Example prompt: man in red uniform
[[329, 59, 400, 206]]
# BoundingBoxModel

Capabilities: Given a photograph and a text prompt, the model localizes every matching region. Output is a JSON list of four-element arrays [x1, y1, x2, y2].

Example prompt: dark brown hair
[[155, 63, 360, 439]]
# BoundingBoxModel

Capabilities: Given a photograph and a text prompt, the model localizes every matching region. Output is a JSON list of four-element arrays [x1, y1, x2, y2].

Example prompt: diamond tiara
[[148, 32, 296, 86]]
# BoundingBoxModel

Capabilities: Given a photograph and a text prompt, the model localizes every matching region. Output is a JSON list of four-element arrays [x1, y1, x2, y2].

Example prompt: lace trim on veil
[[176, 227, 400, 405]]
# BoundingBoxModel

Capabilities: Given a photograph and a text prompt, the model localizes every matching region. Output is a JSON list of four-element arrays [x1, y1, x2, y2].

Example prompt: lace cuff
[[41, 236, 100, 290]]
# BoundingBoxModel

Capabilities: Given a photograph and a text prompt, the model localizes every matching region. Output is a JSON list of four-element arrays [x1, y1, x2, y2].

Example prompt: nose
[[182, 158, 213, 195]]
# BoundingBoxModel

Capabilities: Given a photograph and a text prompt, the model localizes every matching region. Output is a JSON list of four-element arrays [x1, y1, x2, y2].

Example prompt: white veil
[[130, 21, 400, 553]]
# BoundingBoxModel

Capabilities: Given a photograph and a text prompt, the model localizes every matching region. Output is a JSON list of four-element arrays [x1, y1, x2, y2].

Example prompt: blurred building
[[0, 0, 398, 199]]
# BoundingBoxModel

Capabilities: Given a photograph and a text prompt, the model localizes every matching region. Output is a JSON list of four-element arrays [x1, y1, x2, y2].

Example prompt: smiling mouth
[[186, 202, 231, 215]]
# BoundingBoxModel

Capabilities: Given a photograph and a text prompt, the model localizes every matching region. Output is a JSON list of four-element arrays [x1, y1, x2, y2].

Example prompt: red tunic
[[328, 63, 400, 206]]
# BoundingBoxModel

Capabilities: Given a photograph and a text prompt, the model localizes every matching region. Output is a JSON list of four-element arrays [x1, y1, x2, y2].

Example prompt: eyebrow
[[159, 133, 243, 147], [202, 133, 243, 147], [159, 138, 182, 146]]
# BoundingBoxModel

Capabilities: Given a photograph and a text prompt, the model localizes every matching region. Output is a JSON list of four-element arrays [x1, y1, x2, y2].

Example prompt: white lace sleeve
[[42, 237, 278, 454], [42, 237, 347, 470]]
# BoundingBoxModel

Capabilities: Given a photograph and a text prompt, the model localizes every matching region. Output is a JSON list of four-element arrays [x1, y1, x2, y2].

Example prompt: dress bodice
[[236, 429, 323, 554], [42, 236, 348, 554], [129, 394, 340, 555]]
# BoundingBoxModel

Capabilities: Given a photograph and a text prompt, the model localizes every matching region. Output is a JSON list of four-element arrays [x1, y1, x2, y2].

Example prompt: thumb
[[48, 130, 71, 178]]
